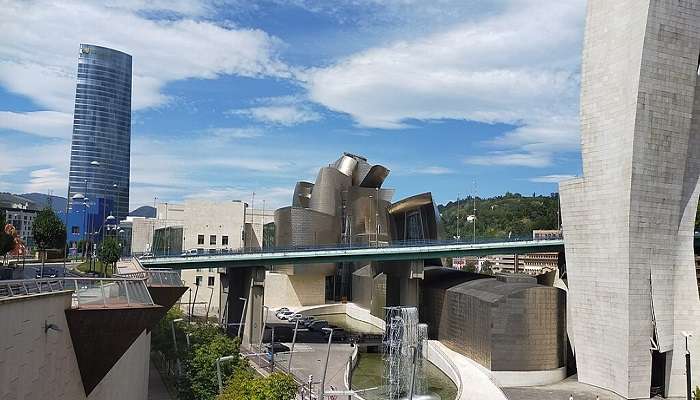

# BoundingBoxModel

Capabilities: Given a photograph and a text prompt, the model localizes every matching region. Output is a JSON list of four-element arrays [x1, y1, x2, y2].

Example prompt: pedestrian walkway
[[148, 361, 173, 400], [502, 376, 668, 400]]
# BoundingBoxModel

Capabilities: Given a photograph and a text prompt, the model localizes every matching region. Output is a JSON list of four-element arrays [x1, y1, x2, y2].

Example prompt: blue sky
[[0, 0, 586, 210]]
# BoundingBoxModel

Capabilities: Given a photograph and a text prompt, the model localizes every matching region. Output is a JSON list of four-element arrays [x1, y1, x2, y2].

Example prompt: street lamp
[[171, 317, 185, 376], [320, 327, 334, 399], [683, 331, 693, 400], [237, 297, 248, 339], [216, 355, 237, 394], [287, 319, 300, 372]]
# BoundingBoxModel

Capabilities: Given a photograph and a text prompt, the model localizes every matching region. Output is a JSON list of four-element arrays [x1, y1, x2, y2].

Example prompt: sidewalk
[[148, 361, 173, 400]]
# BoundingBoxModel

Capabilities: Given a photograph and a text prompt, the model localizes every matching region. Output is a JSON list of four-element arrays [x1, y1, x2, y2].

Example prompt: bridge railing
[[0, 277, 155, 308], [115, 269, 183, 287], [140, 236, 564, 260]]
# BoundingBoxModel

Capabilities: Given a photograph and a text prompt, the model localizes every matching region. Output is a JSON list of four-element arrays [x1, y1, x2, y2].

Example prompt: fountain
[[382, 307, 440, 400]]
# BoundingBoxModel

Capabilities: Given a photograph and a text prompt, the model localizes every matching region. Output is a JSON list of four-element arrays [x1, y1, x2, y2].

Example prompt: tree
[[218, 372, 298, 400], [98, 236, 120, 274], [178, 330, 244, 400], [33, 207, 66, 257]]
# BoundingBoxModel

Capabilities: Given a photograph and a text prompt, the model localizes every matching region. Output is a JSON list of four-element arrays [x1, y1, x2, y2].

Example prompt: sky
[[0, 0, 587, 210]]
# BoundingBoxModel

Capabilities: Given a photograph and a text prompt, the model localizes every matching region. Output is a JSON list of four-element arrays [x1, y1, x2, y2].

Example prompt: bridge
[[139, 239, 566, 269], [137, 234, 700, 270]]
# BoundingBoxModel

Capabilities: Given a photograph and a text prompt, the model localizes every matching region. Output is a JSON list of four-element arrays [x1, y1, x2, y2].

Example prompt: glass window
[[208, 276, 215, 286], [210, 235, 216, 245], [195, 276, 202, 286], [72, 226, 80, 234], [198, 235, 204, 245], [222, 235, 229, 246]]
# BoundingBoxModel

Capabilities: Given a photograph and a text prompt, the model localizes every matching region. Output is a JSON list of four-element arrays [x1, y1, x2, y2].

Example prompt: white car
[[277, 311, 295, 320]]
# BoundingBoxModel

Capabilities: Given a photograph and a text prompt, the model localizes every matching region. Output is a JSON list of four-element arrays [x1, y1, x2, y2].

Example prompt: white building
[[153, 200, 273, 320]]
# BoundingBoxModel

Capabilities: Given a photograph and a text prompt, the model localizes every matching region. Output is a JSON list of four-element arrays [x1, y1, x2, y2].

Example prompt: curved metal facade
[[68, 44, 132, 221], [292, 181, 313, 208], [308, 167, 351, 216]]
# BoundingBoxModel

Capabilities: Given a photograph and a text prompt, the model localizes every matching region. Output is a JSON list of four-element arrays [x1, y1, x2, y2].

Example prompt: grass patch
[[76, 260, 113, 277]]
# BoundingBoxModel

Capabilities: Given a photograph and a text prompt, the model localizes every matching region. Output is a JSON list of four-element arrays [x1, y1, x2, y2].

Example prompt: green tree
[[218, 372, 298, 400], [179, 330, 244, 400], [32, 207, 66, 267], [98, 236, 120, 274], [152, 306, 185, 358], [0, 211, 5, 227]]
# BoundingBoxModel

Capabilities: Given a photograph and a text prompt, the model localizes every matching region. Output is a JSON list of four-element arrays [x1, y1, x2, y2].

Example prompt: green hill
[[438, 192, 560, 240]]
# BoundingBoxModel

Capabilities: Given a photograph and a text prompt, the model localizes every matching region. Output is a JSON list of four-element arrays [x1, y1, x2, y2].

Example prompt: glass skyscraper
[[68, 44, 132, 222]]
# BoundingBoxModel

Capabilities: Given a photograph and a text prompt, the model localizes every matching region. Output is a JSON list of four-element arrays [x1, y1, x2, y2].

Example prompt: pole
[[686, 334, 692, 400], [63, 179, 71, 275], [171, 320, 179, 353], [192, 282, 200, 319], [473, 180, 477, 244], [270, 327, 275, 372], [238, 296, 248, 338], [408, 346, 418, 400], [188, 288, 192, 322], [288, 319, 300, 372], [216, 355, 236, 394], [261, 199, 265, 249], [320, 328, 334, 399], [206, 287, 214, 321], [259, 306, 269, 353], [375, 187, 379, 247], [308, 375, 314, 400], [456, 193, 460, 241]]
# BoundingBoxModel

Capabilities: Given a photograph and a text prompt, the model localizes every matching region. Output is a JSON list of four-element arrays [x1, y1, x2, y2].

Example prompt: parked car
[[323, 327, 347, 341], [275, 307, 290, 316], [299, 316, 315, 327], [287, 313, 305, 322], [181, 249, 198, 257], [307, 320, 329, 332], [277, 311, 295, 320]]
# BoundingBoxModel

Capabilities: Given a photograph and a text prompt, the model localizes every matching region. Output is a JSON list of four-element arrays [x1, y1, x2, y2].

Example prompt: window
[[195, 276, 202, 286], [198, 235, 204, 245], [208, 267, 213, 272], [210, 235, 216, 245], [222, 235, 229, 246], [208, 276, 215, 286], [196, 268, 201, 272], [72, 226, 80, 234]]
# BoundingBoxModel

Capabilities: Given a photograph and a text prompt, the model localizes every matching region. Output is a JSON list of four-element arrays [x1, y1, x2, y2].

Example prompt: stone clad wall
[[560, 0, 700, 397]]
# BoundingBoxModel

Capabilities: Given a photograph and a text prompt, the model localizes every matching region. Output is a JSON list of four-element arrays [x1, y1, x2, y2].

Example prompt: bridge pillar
[[223, 266, 265, 348], [399, 260, 424, 307]]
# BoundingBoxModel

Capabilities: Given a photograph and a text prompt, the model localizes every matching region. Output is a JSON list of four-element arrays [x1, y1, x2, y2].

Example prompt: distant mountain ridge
[[129, 206, 156, 218], [20, 193, 67, 212]]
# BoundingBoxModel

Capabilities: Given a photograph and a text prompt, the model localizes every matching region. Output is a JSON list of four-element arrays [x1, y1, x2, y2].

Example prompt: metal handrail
[[0, 277, 155, 308], [115, 269, 183, 287], [138, 236, 566, 260]]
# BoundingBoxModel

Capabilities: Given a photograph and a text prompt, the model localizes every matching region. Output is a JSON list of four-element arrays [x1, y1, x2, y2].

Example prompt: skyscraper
[[68, 44, 132, 222]]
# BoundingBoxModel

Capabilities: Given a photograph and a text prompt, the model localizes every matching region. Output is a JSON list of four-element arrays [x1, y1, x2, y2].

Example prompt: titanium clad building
[[68, 44, 132, 221]]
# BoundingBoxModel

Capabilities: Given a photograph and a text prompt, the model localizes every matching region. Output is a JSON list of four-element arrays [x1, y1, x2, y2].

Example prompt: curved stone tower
[[560, 1, 700, 398]]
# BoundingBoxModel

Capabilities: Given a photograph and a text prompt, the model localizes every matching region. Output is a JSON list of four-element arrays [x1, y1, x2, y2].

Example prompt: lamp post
[[205, 286, 214, 321], [320, 327, 334, 399], [171, 317, 184, 376], [287, 319, 300, 372], [216, 355, 237, 394], [237, 297, 248, 339], [258, 306, 269, 354], [408, 345, 418, 400], [683, 331, 693, 400]]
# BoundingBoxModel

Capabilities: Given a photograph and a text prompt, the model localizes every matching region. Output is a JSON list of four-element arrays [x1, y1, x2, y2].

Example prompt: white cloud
[[229, 96, 321, 126], [465, 152, 552, 168], [24, 168, 65, 193], [530, 174, 577, 183], [0, 141, 70, 176], [305, 0, 584, 159], [406, 166, 454, 175], [207, 127, 264, 139], [0, 0, 289, 113], [0, 111, 73, 139]]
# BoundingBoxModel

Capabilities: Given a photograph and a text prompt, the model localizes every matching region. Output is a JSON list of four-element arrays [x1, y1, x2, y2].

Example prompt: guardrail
[[137, 237, 565, 260], [115, 269, 183, 287], [0, 277, 155, 308]]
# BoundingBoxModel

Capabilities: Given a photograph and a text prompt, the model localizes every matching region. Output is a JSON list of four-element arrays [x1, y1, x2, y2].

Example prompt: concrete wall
[[560, 1, 700, 398], [0, 292, 150, 400], [264, 271, 327, 307]]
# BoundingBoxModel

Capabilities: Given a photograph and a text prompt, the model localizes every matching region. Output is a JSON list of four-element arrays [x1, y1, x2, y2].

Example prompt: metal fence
[[115, 269, 183, 287], [140, 236, 564, 260], [0, 277, 155, 308]]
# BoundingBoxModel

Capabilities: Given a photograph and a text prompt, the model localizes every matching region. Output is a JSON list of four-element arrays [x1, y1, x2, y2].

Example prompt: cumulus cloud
[[305, 0, 585, 164], [24, 168, 65, 193], [0, 111, 73, 139], [0, 0, 289, 112]]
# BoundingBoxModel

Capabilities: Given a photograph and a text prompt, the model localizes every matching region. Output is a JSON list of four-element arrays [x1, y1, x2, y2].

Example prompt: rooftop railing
[[0, 277, 155, 308], [115, 269, 183, 287]]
